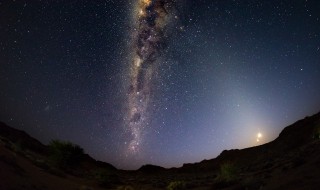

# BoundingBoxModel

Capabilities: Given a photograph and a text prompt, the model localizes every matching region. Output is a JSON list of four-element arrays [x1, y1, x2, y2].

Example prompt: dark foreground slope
[[0, 112, 320, 190], [0, 122, 117, 190], [182, 112, 320, 172], [176, 112, 320, 189]]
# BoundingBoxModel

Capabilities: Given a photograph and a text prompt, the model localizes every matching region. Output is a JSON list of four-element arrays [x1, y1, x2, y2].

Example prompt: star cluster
[[0, 0, 319, 169]]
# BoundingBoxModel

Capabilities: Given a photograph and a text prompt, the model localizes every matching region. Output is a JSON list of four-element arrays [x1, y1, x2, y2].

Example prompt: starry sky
[[0, 0, 320, 169]]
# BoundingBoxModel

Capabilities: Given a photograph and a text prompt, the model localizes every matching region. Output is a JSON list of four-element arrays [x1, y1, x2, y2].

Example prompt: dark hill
[[180, 112, 320, 173], [0, 112, 320, 189], [138, 164, 166, 173], [0, 122, 116, 172], [0, 122, 47, 154]]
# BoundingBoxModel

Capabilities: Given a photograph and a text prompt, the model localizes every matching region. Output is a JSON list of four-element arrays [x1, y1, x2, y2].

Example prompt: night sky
[[1, 0, 320, 169]]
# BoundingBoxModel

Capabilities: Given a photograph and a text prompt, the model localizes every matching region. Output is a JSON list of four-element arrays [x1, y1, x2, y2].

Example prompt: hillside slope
[[0, 112, 319, 189]]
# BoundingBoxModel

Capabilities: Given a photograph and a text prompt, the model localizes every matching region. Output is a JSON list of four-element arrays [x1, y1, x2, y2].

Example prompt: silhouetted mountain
[[0, 122, 47, 154], [180, 112, 320, 173], [138, 164, 166, 173], [0, 112, 319, 189], [0, 121, 116, 173]]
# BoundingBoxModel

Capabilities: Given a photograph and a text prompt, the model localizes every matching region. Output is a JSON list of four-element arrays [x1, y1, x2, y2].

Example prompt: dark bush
[[48, 140, 84, 169], [214, 162, 240, 188], [166, 181, 186, 190], [313, 130, 320, 139], [92, 169, 120, 187]]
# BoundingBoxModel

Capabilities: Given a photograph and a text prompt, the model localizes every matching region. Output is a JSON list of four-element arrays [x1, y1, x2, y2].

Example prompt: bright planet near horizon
[[0, 0, 320, 169], [257, 132, 263, 142]]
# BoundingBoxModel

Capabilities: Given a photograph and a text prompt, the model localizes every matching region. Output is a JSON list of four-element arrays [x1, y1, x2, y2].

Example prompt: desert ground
[[1, 112, 320, 190]]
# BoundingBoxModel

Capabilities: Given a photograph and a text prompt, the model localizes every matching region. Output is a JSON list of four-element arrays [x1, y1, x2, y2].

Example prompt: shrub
[[11, 141, 25, 153], [216, 162, 239, 183], [116, 185, 134, 190], [166, 181, 186, 190], [313, 132, 320, 139], [48, 140, 84, 169], [313, 126, 320, 139], [93, 169, 120, 187]]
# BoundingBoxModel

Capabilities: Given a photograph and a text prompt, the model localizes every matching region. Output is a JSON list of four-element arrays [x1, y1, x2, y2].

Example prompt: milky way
[[2, 0, 320, 170], [126, 0, 176, 154]]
